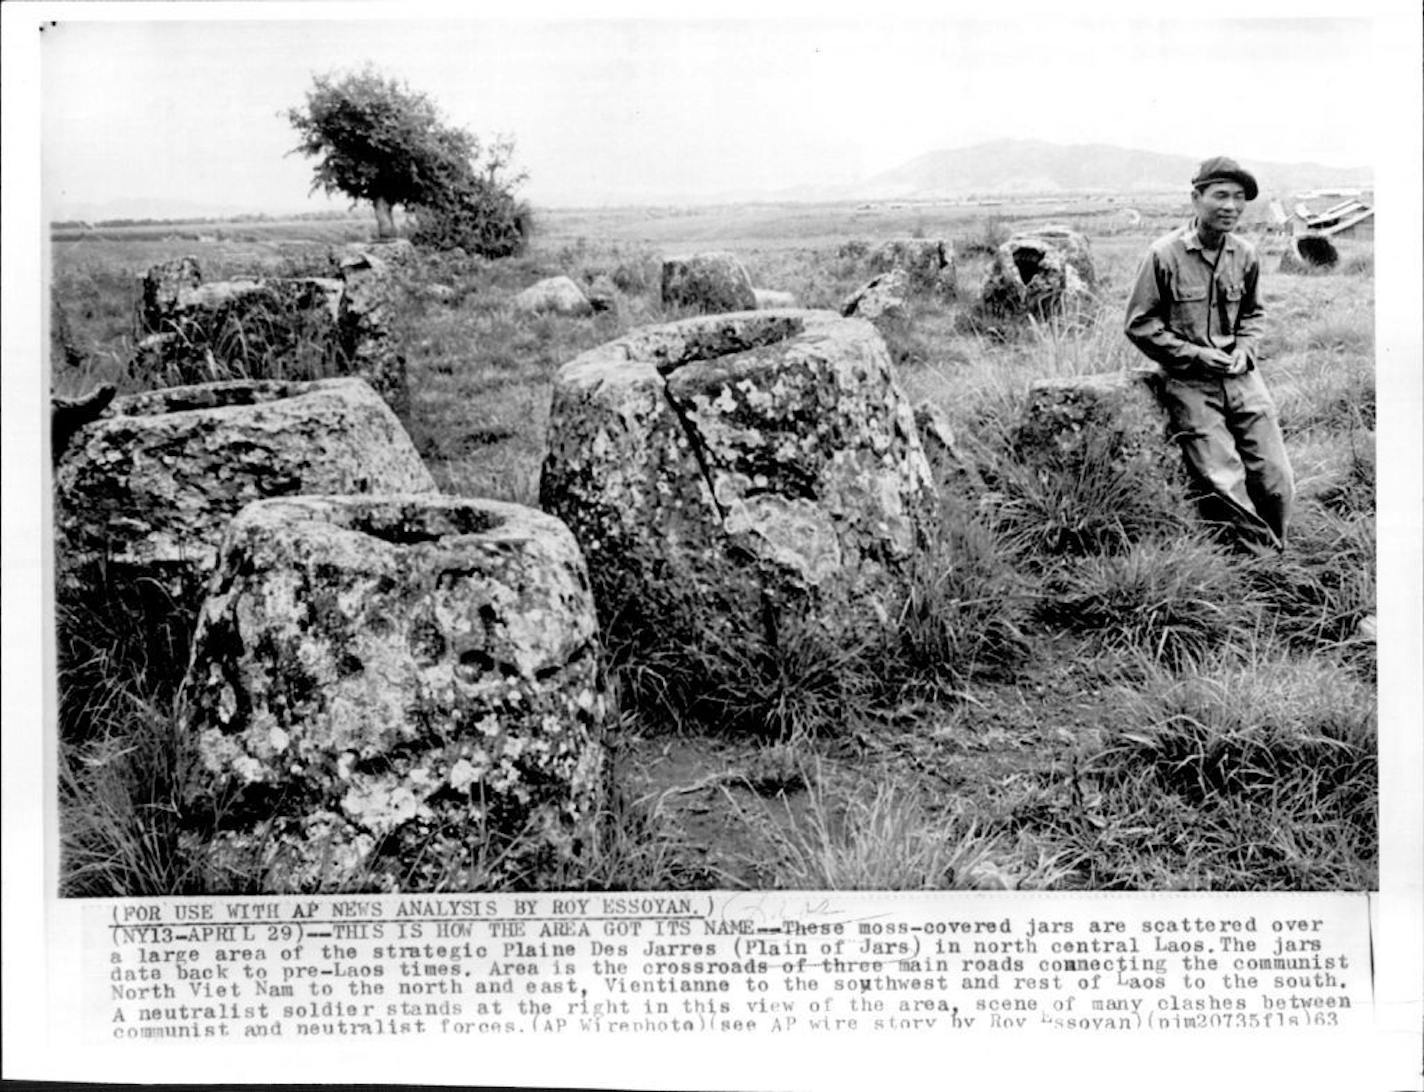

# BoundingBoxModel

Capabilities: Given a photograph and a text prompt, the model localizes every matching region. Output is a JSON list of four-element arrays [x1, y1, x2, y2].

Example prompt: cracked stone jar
[[53, 377, 436, 709], [538, 309, 938, 652], [180, 494, 608, 892]]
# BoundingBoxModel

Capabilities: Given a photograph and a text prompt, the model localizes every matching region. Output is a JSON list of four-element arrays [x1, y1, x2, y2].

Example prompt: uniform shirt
[[1124, 221, 1265, 376]]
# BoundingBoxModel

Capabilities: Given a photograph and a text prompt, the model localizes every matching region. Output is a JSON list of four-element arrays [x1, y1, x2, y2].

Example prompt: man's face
[[1192, 182, 1248, 233]]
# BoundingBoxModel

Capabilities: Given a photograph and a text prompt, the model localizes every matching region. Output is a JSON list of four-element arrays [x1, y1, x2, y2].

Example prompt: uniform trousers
[[1155, 368, 1293, 556]]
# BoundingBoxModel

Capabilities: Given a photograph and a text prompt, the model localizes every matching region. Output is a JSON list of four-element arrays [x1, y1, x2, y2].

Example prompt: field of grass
[[51, 196, 1376, 894]]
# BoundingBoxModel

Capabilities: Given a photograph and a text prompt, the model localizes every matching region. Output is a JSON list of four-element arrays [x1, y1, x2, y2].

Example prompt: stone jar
[[539, 309, 938, 649], [180, 494, 608, 893]]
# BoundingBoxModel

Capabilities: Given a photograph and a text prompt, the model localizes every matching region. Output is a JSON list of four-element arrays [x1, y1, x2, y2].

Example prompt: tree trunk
[[372, 196, 396, 239]]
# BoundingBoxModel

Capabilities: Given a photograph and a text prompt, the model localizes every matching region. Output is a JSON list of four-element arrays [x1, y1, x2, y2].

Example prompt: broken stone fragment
[[660, 252, 758, 313], [913, 400, 986, 497], [53, 377, 436, 678], [539, 309, 938, 655], [841, 269, 910, 321], [139, 255, 203, 333], [866, 238, 957, 297], [180, 494, 608, 892]]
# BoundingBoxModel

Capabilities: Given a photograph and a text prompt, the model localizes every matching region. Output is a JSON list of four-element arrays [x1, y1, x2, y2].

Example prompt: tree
[[287, 65, 481, 238]]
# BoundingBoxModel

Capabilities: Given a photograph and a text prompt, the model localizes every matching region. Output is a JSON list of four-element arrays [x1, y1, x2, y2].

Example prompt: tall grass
[[1066, 648, 1377, 890], [59, 696, 205, 897]]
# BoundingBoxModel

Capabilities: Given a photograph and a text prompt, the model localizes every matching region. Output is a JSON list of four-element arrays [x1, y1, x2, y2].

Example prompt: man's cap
[[1192, 156, 1259, 201]]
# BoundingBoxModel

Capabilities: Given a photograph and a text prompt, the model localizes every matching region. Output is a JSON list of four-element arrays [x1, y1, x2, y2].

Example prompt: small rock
[[513, 275, 593, 316]]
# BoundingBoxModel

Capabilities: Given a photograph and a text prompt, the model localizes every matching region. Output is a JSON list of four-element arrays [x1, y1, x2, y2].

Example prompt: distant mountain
[[851, 139, 1371, 200]]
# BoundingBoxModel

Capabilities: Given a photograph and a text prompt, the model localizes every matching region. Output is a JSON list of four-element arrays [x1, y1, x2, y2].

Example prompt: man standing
[[1125, 156, 1294, 556]]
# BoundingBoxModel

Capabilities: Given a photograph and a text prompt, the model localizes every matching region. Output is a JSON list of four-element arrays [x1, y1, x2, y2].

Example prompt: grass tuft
[[759, 777, 1002, 890], [1037, 537, 1256, 669]]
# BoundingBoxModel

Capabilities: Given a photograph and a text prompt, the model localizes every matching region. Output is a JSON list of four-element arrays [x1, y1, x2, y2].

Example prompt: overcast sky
[[30, 13, 1386, 216]]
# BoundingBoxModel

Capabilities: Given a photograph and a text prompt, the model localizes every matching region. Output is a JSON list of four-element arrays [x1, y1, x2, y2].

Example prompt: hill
[[853, 139, 1371, 200]]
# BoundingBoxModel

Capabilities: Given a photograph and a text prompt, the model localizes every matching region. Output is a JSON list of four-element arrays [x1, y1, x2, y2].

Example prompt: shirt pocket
[[1169, 282, 1208, 336], [1218, 279, 1244, 331]]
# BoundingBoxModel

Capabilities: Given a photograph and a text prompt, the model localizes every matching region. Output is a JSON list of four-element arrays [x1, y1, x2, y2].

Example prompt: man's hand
[[1201, 347, 1251, 376]]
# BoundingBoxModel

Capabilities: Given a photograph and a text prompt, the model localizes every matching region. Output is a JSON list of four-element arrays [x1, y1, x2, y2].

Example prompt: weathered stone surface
[[539, 310, 937, 649], [54, 377, 435, 631], [1021, 225, 1096, 285], [513, 275, 593, 316], [841, 269, 910, 321], [1279, 232, 1339, 274], [180, 494, 608, 892], [1014, 369, 1176, 478], [981, 230, 1094, 318], [754, 289, 797, 309], [867, 239, 957, 296], [660, 252, 758, 313], [139, 255, 202, 332], [913, 400, 986, 497], [337, 252, 409, 416]]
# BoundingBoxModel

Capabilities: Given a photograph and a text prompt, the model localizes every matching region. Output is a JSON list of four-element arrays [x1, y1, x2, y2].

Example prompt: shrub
[[410, 179, 532, 258]]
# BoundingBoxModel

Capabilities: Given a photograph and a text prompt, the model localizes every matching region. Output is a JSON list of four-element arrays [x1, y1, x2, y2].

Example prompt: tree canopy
[[287, 65, 481, 237]]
